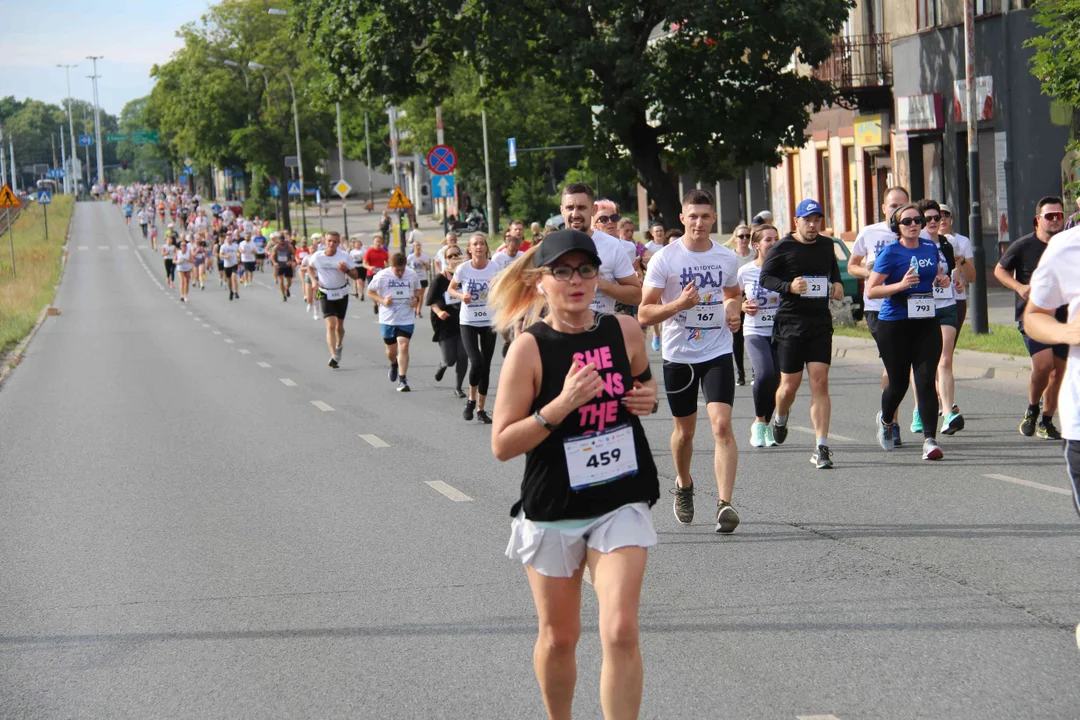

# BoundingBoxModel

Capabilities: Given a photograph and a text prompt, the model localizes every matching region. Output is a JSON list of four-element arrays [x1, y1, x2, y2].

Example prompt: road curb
[[833, 335, 1030, 382], [0, 209, 73, 391]]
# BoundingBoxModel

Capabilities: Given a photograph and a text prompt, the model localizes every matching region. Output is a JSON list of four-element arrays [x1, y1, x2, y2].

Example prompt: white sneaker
[[306, 303, 312, 313]]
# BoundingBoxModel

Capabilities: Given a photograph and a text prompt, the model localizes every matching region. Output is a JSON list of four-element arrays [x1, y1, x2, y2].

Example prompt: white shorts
[[505, 502, 657, 578]]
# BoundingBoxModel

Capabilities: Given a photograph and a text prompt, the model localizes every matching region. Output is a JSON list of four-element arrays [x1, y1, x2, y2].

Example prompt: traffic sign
[[287, 181, 301, 196], [37, 190, 52, 205], [47, 169, 66, 179], [0, 184, 19, 208], [184, 158, 193, 168], [78, 135, 93, 147], [432, 174, 455, 199], [269, 185, 280, 198], [508, 137, 517, 167], [387, 186, 413, 210], [131, 129, 159, 145], [427, 145, 457, 175], [334, 179, 352, 199], [106, 134, 127, 143]]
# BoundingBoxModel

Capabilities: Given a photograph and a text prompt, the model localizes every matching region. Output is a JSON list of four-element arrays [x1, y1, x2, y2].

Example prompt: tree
[[293, 0, 851, 227], [1027, 0, 1080, 195]]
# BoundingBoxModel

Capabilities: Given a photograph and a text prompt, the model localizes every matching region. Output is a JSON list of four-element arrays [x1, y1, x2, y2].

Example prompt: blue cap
[[795, 199, 824, 218]]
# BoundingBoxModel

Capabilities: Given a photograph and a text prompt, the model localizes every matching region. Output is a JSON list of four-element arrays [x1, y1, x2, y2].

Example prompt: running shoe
[[771, 420, 788, 445], [306, 303, 312, 313], [941, 412, 965, 435], [312, 307, 319, 320], [875, 412, 893, 451], [672, 483, 694, 524], [234, 292, 239, 299], [229, 291, 234, 301], [396, 380, 411, 392], [286, 288, 290, 298], [763, 424, 777, 447], [922, 437, 944, 460], [736, 372, 745, 387], [335, 344, 342, 357], [463, 399, 476, 421], [452, 388, 466, 399], [715, 501, 740, 534], [434, 364, 447, 382], [651, 336, 660, 351], [911, 409, 923, 434], [811, 445, 833, 469], [388, 364, 399, 382], [328, 357, 339, 369], [1037, 418, 1062, 440], [1020, 408, 1038, 437], [476, 409, 492, 424], [749, 421, 767, 448], [891, 423, 902, 447]]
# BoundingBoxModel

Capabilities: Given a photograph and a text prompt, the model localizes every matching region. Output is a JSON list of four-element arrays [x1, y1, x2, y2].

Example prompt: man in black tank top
[[490, 229, 659, 718]]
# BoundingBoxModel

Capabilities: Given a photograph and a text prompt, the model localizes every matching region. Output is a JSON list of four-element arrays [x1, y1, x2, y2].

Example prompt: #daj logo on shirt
[[679, 266, 724, 287]]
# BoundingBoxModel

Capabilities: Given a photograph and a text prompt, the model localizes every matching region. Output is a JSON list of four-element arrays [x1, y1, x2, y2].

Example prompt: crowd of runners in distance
[[105, 179, 1080, 719]]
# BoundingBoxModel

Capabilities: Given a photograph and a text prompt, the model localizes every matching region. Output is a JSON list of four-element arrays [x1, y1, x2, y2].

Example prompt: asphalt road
[[1, 201, 1078, 719]]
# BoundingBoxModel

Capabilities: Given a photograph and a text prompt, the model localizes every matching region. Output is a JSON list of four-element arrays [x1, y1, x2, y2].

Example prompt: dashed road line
[[983, 473, 1071, 497], [97, 245, 109, 250], [213, 331, 222, 335], [237, 349, 250, 354], [791, 426, 855, 443], [310, 400, 334, 412], [224, 338, 234, 344], [280, 378, 297, 387], [797, 715, 841, 720], [117, 245, 129, 250], [358, 434, 389, 448], [78, 246, 88, 250], [424, 481, 473, 502], [202, 324, 210, 328], [256, 362, 272, 368]]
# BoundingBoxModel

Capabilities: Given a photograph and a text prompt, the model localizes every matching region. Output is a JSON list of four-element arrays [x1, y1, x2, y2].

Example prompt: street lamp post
[[336, 101, 348, 238], [57, 64, 79, 195], [87, 56, 105, 188], [250, 62, 306, 239]]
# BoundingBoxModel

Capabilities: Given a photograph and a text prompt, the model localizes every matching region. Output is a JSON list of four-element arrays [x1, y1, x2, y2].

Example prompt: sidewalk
[[833, 334, 1031, 381]]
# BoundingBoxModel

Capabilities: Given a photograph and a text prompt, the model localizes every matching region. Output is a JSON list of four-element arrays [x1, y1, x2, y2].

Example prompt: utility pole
[[436, 105, 449, 235], [59, 125, 68, 195], [87, 56, 105, 188], [0, 126, 6, 188], [336, 101, 348, 238], [364, 112, 374, 208], [58, 64, 79, 195], [480, 76, 494, 236], [963, 0, 988, 334], [388, 105, 405, 252], [8, 135, 16, 193]]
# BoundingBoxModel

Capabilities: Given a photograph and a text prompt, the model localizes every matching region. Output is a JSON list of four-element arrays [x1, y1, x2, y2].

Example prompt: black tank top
[[513, 314, 659, 521]]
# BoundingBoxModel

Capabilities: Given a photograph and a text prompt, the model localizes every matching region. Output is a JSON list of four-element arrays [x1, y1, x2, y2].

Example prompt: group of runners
[[111, 179, 1080, 717]]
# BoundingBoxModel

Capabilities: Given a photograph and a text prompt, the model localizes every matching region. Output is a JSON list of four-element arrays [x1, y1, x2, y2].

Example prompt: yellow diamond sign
[[333, 179, 352, 199]]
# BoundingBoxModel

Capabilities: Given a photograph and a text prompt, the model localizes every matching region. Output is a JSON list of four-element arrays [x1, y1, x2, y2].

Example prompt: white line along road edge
[[983, 473, 1071, 497], [425, 481, 473, 502]]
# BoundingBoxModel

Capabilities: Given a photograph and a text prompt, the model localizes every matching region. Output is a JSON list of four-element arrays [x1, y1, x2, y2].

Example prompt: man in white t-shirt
[[640, 188, 743, 534], [238, 236, 258, 287], [367, 252, 423, 391], [847, 185, 909, 446], [559, 183, 640, 314], [1023, 224, 1080, 523], [305, 231, 361, 368], [218, 235, 241, 300], [492, 234, 525, 271]]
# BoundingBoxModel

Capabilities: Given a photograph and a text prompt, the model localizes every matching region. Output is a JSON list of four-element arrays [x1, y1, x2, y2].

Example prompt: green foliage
[[244, 165, 276, 219], [1028, 0, 1080, 108], [294, 0, 852, 226]]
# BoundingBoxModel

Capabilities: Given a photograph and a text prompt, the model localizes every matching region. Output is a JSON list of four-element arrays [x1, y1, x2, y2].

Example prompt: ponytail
[[488, 244, 546, 333]]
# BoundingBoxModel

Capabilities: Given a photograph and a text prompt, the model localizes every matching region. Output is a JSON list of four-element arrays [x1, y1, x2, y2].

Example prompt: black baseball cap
[[533, 229, 601, 268]]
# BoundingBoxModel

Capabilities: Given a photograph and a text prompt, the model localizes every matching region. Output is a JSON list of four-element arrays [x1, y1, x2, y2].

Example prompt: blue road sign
[[508, 137, 517, 167], [269, 185, 280, 198], [47, 169, 66, 179], [287, 181, 301, 196], [78, 135, 93, 147], [37, 190, 52, 205], [432, 174, 455, 199]]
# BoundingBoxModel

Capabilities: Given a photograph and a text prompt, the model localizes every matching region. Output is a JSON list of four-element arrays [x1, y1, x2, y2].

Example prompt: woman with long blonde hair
[[489, 228, 659, 720], [449, 233, 500, 423]]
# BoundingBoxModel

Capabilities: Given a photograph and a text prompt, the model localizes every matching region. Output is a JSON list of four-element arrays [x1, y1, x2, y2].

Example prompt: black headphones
[[888, 207, 904, 236]]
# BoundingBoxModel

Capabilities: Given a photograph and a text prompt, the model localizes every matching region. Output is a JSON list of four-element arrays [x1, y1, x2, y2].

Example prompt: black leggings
[[875, 317, 943, 438], [439, 335, 469, 391], [745, 335, 779, 421], [460, 325, 497, 395], [732, 313, 745, 378], [164, 259, 175, 282]]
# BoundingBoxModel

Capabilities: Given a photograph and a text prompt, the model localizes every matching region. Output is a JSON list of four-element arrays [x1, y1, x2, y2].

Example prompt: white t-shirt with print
[[948, 233, 974, 300], [644, 238, 739, 364], [589, 229, 637, 314], [737, 262, 780, 338], [1028, 226, 1080, 439], [370, 267, 422, 326], [453, 261, 499, 327], [219, 242, 239, 268], [304, 250, 357, 299], [852, 221, 896, 313], [492, 249, 523, 271], [239, 240, 257, 263]]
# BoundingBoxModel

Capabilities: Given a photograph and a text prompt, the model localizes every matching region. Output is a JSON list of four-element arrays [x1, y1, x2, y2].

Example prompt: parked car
[[832, 238, 864, 321]]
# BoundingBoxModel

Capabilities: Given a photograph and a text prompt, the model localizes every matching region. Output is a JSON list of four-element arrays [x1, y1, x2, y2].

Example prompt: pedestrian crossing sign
[[287, 181, 301, 196], [38, 190, 52, 205], [0, 184, 19, 208], [387, 186, 412, 210]]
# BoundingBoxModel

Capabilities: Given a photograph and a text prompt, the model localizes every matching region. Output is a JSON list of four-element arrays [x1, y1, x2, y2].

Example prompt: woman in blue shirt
[[867, 204, 951, 460]]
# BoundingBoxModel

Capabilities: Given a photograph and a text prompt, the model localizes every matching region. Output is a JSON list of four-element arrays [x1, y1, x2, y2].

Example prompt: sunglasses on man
[[1039, 211, 1065, 222]]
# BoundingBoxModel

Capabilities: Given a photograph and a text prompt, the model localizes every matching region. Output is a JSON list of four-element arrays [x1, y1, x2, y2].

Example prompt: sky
[[0, 0, 213, 116]]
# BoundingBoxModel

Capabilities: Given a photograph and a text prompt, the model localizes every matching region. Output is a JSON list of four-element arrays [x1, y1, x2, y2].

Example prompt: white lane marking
[[213, 331, 222, 335], [117, 245, 129, 250], [358, 434, 389, 448], [202, 324, 210, 328], [310, 400, 334, 412], [192, 316, 201, 321], [186, 311, 193, 315], [352, 314, 363, 319], [98, 245, 109, 250], [424, 480, 473, 502], [256, 362, 271, 368], [224, 339, 234, 344], [983, 473, 1071, 497], [238, 349, 250, 354], [280, 378, 297, 387], [78, 246, 88, 250], [797, 715, 841, 720], [790, 425, 855, 443]]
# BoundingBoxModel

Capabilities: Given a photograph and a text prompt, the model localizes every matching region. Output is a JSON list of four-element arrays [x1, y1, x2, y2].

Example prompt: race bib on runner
[[563, 425, 638, 490], [322, 286, 349, 300], [907, 293, 935, 319], [803, 276, 828, 298], [683, 301, 726, 329], [933, 284, 954, 300], [466, 302, 489, 323], [444, 292, 461, 306], [757, 307, 776, 327]]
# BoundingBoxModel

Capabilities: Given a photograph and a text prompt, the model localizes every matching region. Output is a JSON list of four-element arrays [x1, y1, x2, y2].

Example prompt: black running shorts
[[776, 330, 832, 375], [663, 353, 735, 418], [319, 294, 349, 320], [277, 263, 294, 279]]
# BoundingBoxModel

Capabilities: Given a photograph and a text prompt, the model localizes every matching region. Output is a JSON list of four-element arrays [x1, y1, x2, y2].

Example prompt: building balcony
[[813, 33, 893, 91]]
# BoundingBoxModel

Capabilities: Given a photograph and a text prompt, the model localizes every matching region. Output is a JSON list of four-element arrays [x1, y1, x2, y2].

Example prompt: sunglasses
[[545, 263, 599, 281], [596, 214, 620, 224], [941, 211, 952, 218], [897, 216, 926, 227], [445, 254, 462, 260], [1040, 212, 1065, 221], [923, 213, 941, 222], [737, 234, 751, 240]]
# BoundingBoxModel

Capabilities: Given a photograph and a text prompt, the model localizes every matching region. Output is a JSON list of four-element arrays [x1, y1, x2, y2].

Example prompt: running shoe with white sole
[[1038, 418, 1062, 440], [672, 483, 694, 524], [328, 357, 339, 369], [941, 412, 965, 435], [875, 412, 892, 451], [715, 501, 740, 534], [911, 408, 924, 434], [811, 445, 833, 469], [764, 424, 777, 447], [922, 437, 944, 460], [396, 380, 410, 392], [749, 421, 767, 448], [771, 420, 788, 445]]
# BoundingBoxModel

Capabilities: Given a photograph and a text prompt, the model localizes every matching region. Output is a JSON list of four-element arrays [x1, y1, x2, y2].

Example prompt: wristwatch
[[534, 410, 558, 432]]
